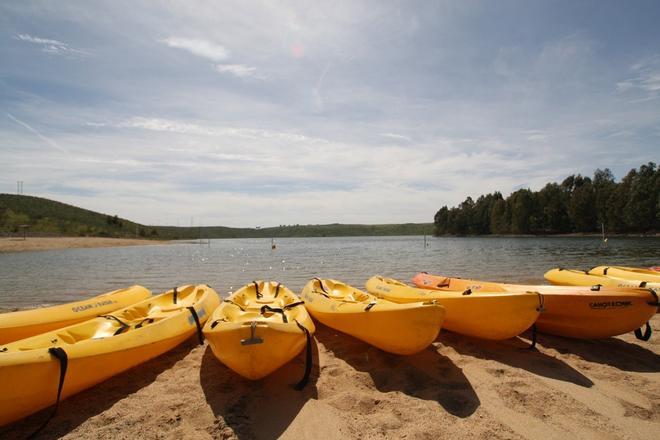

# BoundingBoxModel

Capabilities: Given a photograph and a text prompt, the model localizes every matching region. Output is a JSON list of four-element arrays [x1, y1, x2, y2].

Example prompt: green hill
[[0, 194, 433, 238], [0, 193, 150, 238]]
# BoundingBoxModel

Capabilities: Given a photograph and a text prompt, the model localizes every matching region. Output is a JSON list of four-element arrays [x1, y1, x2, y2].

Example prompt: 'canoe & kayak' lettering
[[589, 301, 632, 309]]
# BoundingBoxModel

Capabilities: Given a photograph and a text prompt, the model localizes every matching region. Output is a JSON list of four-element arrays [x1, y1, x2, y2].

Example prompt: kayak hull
[[588, 266, 660, 283], [203, 281, 315, 380], [301, 279, 445, 355], [413, 272, 657, 339], [0, 285, 219, 426], [544, 268, 660, 292], [206, 323, 307, 380], [537, 292, 656, 338], [1, 333, 190, 426], [365, 276, 540, 340]]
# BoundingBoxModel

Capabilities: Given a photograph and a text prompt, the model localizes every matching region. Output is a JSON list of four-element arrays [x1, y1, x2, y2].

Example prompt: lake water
[[0, 236, 658, 308]]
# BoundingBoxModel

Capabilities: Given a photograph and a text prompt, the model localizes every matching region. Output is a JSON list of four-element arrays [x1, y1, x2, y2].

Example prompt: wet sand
[[0, 237, 166, 253], [1, 315, 658, 439]]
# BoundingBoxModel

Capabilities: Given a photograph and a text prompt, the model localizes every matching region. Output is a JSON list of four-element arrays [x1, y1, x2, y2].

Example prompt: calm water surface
[[0, 236, 658, 308]]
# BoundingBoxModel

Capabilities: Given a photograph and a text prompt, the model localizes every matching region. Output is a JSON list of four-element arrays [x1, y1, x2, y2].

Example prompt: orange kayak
[[412, 272, 658, 339]]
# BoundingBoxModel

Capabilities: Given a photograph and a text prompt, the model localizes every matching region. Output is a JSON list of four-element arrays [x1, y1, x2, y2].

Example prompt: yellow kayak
[[588, 266, 660, 283], [545, 268, 660, 292], [413, 272, 658, 339], [0, 286, 152, 344], [0, 284, 219, 426], [203, 281, 315, 386], [365, 276, 541, 340], [301, 278, 445, 355]]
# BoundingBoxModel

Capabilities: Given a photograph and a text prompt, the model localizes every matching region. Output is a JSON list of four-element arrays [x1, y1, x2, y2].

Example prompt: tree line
[[434, 162, 659, 235]]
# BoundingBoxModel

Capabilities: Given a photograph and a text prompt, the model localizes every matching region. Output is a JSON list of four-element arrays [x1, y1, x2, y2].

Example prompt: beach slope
[[1, 316, 658, 439], [0, 237, 165, 253]]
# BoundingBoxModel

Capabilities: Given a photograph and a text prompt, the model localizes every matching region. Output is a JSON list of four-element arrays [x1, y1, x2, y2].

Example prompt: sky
[[1, 1, 659, 227]]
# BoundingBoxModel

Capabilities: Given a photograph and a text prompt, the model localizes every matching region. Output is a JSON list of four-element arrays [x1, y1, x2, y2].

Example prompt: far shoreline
[[1, 232, 657, 254], [433, 232, 659, 238]]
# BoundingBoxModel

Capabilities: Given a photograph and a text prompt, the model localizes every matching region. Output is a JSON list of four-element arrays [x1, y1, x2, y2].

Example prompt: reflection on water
[[0, 236, 658, 308]]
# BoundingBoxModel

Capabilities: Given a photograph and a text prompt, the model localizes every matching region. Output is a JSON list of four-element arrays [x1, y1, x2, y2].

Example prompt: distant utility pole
[[16, 181, 23, 195]]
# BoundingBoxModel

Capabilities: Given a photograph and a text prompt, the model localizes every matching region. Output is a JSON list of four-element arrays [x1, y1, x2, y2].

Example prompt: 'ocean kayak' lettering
[[72, 300, 117, 312], [589, 301, 632, 309]]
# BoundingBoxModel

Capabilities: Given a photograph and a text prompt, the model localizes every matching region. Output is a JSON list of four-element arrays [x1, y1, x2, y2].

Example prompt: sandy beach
[[0, 237, 166, 253], [1, 314, 657, 439]]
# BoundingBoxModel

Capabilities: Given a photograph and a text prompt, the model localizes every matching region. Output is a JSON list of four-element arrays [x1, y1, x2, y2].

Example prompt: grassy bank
[[0, 194, 433, 239]]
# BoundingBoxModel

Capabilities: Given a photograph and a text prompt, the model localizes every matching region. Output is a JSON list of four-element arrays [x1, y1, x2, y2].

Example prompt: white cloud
[[215, 63, 258, 78], [522, 130, 547, 142], [118, 117, 207, 134], [617, 55, 660, 97], [14, 33, 87, 56], [161, 37, 229, 61], [380, 133, 412, 142], [112, 117, 316, 144]]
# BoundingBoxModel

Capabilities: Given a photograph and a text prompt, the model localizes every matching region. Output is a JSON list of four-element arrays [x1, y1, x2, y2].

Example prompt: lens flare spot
[[291, 42, 305, 58]]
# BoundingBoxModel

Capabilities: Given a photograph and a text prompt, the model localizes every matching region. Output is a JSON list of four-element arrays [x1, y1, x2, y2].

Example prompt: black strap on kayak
[[524, 292, 544, 350], [134, 318, 154, 329], [274, 282, 282, 298], [434, 276, 451, 288], [365, 301, 377, 311], [186, 306, 204, 345], [314, 278, 329, 294], [535, 292, 545, 312], [603, 267, 609, 275], [462, 288, 472, 296], [114, 325, 130, 336], [591, 284, 602, 291], [99, 314, 129, 326], [634, 322, 652, 341], [253, 281, 262, 299], [173, 286, 178, 304], [639, 281, 647, 288], [210, 318, 227, 329], [99, 315, 130, 335], [284, 301, 305, 310], [647, 290, 659, 307], [260, 305, 288, 323], [313, 289, 330, 299], [223, 299, 245, 311], [528, 324, 538, 350], [293, 320, 312, 391], [28, 347, 69, 439]]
